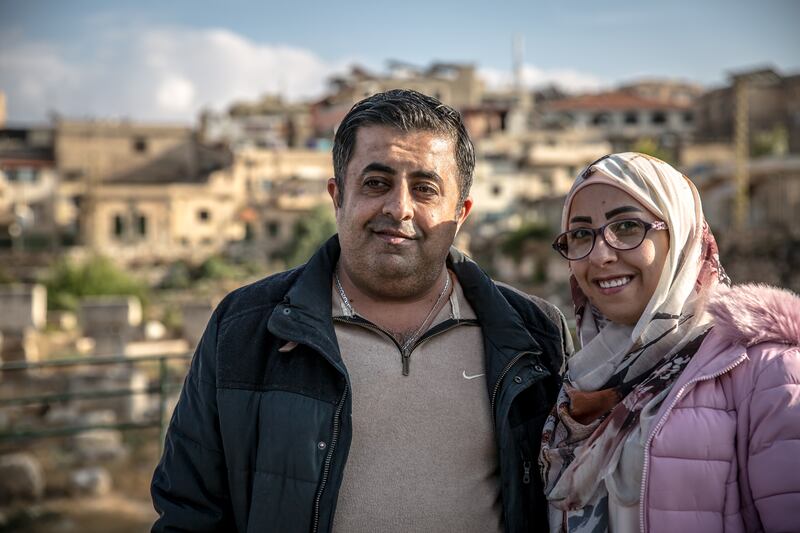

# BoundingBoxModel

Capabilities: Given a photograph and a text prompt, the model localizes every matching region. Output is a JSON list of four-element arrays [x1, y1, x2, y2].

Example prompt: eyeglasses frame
[[552, 218, 668, 261]]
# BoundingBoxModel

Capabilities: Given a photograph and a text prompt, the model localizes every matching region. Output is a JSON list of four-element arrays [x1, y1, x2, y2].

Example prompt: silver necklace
[[334, 269, 451, 371]]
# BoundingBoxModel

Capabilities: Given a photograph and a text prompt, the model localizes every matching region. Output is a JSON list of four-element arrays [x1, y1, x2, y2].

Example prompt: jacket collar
[[269, 235, 543, 383], [267, 236, 343, 372], [447, 247, 544, 384]]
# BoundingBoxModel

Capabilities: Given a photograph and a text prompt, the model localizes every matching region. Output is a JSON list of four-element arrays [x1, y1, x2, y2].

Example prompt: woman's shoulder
[[707, 283, 800, 349]]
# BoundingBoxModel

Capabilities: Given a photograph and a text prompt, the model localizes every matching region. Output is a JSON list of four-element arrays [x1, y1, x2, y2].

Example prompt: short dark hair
[[332, 89, 475, 209]]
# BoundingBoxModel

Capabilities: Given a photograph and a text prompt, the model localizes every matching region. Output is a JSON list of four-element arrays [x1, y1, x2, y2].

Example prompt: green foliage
[[199, 256, 239, 280], [279, 206, 337, 267], [630, 138, 673, 164], [0, 264, 13, 284], [159, 255, 263, 290], [160, 260, 193, 290], [501, 222, 551, 262], [752, 126, 788, 157], [45, 255, 148, 311]]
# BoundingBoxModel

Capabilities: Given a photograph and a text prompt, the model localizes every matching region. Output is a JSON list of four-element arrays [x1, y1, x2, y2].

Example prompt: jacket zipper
[[490, 351, 533, 425], [638, 354, 746, 533], [311, 384, 348, 533]]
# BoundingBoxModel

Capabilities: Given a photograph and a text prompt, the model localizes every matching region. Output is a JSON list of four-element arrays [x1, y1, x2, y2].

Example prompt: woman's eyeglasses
[[552, 218, 668, 261]]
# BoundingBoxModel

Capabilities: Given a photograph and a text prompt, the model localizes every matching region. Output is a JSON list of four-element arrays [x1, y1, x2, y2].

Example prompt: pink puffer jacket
[[642, 284, 800, 533]]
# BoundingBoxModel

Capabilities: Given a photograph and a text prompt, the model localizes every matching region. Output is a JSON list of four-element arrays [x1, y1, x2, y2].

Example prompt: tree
[[279, 205, 337, 267], [45, 255, 148, 311]]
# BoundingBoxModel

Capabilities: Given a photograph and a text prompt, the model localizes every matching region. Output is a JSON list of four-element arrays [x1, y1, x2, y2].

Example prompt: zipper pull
[[402, 350, 410, 376], [522, 460, 531, 484]]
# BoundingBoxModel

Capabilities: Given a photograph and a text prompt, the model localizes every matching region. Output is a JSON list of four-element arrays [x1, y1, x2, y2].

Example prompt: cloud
[[0, 26, 352, 123], [480, 64, 605, 93]]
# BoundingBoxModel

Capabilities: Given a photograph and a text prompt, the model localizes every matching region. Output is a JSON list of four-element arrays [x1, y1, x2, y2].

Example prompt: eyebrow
[[361, 162, 396, 176], [569, 215, 592, 224], [360, 163, 443, 184], [605, 206, 642, 219]]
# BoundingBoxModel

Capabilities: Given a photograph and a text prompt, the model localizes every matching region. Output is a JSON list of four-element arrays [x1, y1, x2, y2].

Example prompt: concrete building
[[540, 90, 695, 151], [199, 94, 315, 149], [55, 119, 193, 184], [0, 127, 62, 249], [311, 61, 484, 138], [693, 67, 800, 155], [230, 147, 333, 261]]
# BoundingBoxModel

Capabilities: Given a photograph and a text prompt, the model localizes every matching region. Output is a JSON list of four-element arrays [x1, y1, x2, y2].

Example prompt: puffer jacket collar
[[679, 283, 800, 382], [707, 283, 800, 348]]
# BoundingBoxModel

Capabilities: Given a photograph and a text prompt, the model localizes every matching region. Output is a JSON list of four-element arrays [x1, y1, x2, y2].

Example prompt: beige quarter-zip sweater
[[331, 272, 503, 533]]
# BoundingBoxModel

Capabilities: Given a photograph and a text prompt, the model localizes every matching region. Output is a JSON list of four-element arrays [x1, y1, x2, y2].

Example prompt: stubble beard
[[338, 230, 455, 302]]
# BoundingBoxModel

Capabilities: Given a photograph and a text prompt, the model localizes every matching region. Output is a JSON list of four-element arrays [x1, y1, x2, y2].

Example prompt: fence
[[0, 353, 191, 450]]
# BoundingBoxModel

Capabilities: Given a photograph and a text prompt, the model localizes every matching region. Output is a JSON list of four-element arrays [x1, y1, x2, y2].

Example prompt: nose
[[382, 183, 414, 220], [588, 233, 617, 266]]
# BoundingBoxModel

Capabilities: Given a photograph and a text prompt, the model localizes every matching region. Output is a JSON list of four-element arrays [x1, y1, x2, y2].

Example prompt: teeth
[[598, 276, 631, 289]]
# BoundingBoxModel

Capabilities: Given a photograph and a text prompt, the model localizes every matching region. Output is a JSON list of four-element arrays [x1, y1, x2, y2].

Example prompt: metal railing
[[0, 353, 191, 450]]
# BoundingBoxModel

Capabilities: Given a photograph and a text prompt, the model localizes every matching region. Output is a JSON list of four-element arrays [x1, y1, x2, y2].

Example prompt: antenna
[[513, 34, 524, 91]]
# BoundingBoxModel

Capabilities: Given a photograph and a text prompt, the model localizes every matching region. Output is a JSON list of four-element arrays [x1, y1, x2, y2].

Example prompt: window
[[683, 111, 694, 124], [133, 137, 148, 153], [266, 221, 280, 237], [624, 112, 639, 125], [591, 113, 611, 126], [651, 112, 667, 125], [137, 215, 147, 236], [14, 168, 38, 183], [197, 209, 210, 222], [113, 215, 125, 238]]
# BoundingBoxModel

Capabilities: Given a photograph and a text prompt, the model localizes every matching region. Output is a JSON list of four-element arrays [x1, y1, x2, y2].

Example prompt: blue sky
[[1, 0, 798, 123]]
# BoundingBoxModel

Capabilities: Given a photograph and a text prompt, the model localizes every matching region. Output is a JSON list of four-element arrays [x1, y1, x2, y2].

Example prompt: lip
[[373, 229, 417, 245]]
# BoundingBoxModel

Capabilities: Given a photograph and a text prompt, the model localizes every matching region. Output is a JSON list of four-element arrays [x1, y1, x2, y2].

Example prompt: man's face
[[328, 125, 472, 299]]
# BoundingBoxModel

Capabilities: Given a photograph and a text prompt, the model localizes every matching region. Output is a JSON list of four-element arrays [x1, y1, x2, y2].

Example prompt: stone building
[[79, 141, 242, 263]]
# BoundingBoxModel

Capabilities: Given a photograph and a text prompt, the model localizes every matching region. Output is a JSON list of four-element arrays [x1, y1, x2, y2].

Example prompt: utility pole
[[733, 78, 749, 232]]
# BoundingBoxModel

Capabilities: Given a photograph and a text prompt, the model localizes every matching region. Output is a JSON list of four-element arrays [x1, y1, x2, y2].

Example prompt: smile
[[597, 276, 632, 289]]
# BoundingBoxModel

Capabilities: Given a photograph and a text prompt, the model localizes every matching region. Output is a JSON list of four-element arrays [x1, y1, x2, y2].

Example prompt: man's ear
[[327, 178, 340, 211], [456, 196, 473, 231]]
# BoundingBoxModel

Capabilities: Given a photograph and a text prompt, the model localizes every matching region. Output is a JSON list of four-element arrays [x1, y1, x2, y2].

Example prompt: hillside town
[[1, 60, 799, 530]]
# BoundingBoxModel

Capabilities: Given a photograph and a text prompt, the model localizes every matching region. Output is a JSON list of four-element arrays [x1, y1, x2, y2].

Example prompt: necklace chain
[[334, 269, 450, 352]]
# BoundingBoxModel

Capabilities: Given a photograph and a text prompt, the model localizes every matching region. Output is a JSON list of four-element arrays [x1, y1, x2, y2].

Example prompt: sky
[[1, 0, 798, 124]]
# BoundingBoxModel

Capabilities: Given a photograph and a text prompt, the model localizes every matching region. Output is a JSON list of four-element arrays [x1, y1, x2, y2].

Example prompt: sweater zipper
[[311, 384, 348, 533], [333, 315, 473, 376], [638, 354, 746, 533]]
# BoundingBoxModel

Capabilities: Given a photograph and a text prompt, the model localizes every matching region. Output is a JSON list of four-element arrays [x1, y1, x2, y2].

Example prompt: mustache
[[366, 217, 420, 238]]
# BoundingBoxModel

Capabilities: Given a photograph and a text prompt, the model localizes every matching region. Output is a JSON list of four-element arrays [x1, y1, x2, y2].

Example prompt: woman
[[539, 152, 800, 532]]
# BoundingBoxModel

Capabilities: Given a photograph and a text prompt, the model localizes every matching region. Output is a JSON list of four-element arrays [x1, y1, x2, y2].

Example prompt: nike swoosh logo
[[462, 370, 485, 380]]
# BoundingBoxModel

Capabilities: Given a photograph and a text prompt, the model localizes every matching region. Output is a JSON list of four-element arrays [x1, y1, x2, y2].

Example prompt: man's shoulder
[[494, 281, 565, 329], [214, 264, 305, 324]]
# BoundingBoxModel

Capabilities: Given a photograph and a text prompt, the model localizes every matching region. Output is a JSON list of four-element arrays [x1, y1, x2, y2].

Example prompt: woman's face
[[568, 182, 670, 326]]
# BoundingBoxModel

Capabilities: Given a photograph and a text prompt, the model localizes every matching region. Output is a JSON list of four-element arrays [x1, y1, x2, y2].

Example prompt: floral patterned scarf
[[539, 153, 729, 532]]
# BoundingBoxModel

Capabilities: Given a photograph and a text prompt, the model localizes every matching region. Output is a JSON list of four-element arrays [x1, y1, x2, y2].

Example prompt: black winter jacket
[[151, 236, 572, 532]]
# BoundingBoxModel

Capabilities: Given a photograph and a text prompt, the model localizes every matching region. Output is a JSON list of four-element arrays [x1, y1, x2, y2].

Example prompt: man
[[151, 89, 572, 532]]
